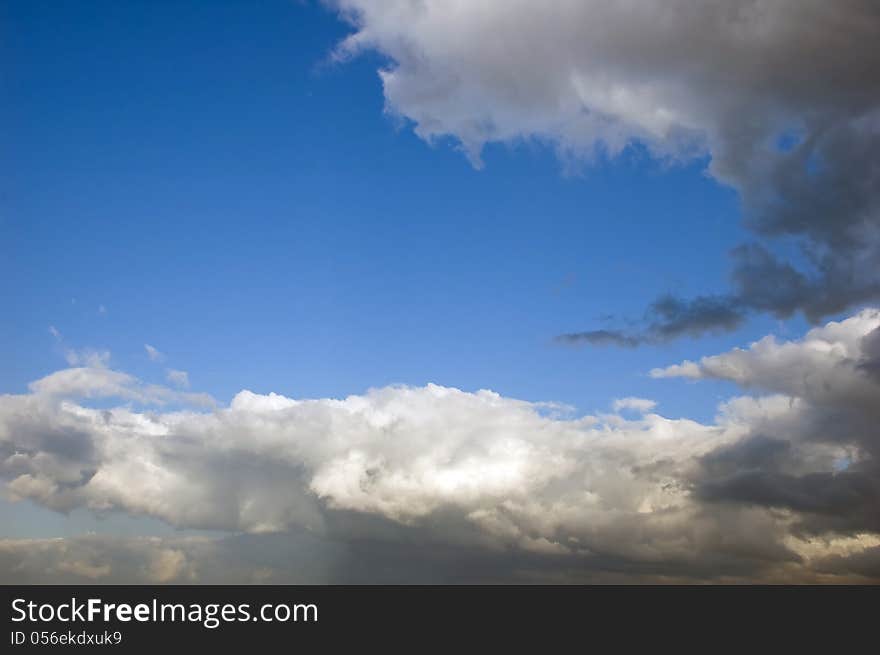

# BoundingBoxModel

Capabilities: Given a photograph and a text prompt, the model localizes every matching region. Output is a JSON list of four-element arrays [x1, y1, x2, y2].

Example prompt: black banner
[[2, 585, 875, 650]]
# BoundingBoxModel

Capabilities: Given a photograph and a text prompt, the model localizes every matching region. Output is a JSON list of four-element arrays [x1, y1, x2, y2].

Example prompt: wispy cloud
[[166, 369, 190, 389], [144, 343, 165, 362], [63, 348, 111, 368], [612, 397, 657, 414]]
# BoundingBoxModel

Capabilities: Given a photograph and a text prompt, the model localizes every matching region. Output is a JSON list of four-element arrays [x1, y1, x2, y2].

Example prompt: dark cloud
[[554, 329, 640, 348], [562, 233, 880, 346], [657, 311, 880, 540], [557, 294, 745, 347], [729, 244, 814, 318], [698, 435, 793, 478], [0, 507, 840, 583], [577, 142, 880, 343], [697, 470, 880, 533], [648, 294, 746, 340], [691, 415, 880, 538], [814, 545, 880, 579], [857, 326, 880, 382]]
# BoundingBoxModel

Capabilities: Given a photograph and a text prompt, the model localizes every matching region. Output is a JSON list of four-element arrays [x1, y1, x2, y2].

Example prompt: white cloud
[[612, 397, 657, 414], [2, 381, 709, 541], [63, 348, 111, 368], [144, 344, 164, 362], [26, 366, 214, 407], [650, 361, 702, 380], [651, 309, 880, 405], [3, 309, 880, 580], [144, 547, 190, 583], [48, 326, 61, 340], [332, 0, 877, 171], [166, 369, 190, 389]]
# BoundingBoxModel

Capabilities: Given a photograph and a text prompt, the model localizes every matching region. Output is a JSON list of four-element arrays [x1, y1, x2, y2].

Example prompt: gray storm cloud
[[2, 309, 880, 582], [330, 0, 880, 341]]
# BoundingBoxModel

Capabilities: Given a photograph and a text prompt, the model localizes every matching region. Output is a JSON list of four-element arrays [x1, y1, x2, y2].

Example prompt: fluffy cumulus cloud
[[2, 309, 880, 582], [330, 1, 880, 340], [652, 308, 880, 537]]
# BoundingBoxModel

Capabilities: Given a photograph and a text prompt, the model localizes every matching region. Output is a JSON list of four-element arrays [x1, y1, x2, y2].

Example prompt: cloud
[[2, 378, 723, 541], [857, 325, 880, 383], [64, 348, 111, 368], [166, 369, 190, 389], [2, 528, 874, 584], [48, 326, 61, 341], [652, 309, 880, 535], [555, 329, 640, 349], [0, 536, 200, 584], [558, 295, 745, 347], [144, 344, 165, 362], [330, 0, 880, 339], [26, 366, 214, 407], [2, 309, 880, 581], [650, 308, 880, 394], [612, 397, 657, 414]]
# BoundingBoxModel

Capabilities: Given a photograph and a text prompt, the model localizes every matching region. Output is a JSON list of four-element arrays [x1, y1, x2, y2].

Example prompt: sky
[[2, 1, 880, 583]]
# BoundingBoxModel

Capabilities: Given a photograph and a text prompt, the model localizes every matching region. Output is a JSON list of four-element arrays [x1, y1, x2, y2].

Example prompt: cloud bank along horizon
[[332, 0, 880, 343], [2, 309, 880, 582]]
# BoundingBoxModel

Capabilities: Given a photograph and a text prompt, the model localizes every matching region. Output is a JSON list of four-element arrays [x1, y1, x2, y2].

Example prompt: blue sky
[[2, 0, 804, 424]]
